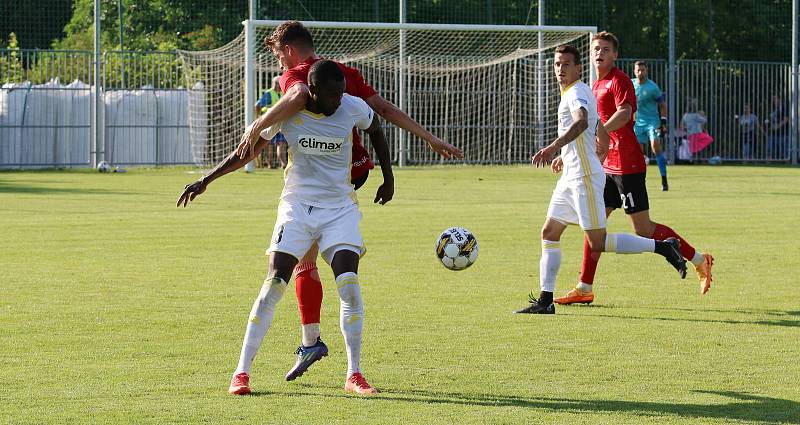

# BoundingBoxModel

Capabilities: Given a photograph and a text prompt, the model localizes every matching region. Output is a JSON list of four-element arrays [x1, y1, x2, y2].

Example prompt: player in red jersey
[[554, 32, 714, 305], [234, 21, 463, 384]]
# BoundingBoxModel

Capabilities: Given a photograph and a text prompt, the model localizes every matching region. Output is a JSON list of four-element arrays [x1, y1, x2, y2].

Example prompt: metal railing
[[0, 49, 94, 167], [0, 49, 192, 168], [101, 51, 192, 166], [676, 60, 793, 162], [1, 48, 798, 167], [617, 58, 796, 163]]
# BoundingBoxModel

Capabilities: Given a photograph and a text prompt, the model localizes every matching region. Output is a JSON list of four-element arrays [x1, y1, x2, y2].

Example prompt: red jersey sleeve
[[342, 65, 378, 100], [279, 67, 309, 93], [612, 72, 637, 114]]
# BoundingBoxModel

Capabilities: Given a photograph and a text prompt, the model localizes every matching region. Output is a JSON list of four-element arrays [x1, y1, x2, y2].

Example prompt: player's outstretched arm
[[235, 84, 309, 159], [364, 115, 394, 205], [177, 136, 270, 208], [365, 94, 464, 160], [532, 107, 588, 168]]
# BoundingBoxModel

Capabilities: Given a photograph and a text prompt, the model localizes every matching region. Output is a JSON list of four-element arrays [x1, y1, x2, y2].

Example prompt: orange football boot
[[554, 287, 594, 305], [695, 253, 714, 294]]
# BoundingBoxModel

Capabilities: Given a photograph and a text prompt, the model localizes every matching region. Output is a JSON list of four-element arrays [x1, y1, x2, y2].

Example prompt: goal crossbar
[[247, 19, 597, 34]]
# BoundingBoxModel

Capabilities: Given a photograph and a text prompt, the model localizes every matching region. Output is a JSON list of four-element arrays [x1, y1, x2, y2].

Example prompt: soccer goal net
[[180, 21, 596, 166]]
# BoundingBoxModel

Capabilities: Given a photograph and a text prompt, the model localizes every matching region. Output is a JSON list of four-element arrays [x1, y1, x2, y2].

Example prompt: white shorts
[[267, 200, 365, 264], [546, 173, 607, 230]]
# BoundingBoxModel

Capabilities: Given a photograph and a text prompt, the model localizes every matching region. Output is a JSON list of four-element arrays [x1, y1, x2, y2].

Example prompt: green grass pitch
[[1, 165, 799, 424]]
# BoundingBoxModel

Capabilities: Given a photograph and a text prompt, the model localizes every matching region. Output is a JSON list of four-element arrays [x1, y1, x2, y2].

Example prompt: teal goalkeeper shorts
[[634, 123, 660, 144]]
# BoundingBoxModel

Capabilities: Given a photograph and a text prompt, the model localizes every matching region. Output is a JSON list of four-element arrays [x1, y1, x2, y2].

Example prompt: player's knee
[[540, 226, 561, 242], [269, 268, 293, 283], [652, 142, 662, 154], [257, 277, 288, 305], [587, 237, 604, 252], [335, 273, 363, 310], [634, 226, 652, 238], [268, 251, 298, 282], [329, 248, 360, 276]]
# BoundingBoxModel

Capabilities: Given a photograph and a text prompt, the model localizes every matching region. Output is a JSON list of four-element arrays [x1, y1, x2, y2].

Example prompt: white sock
[[336, 272, 364, 376], [577, 282, 593, 293], [235, 277, 287, 374], [540, 240, 561, 293], [605, 233, 655, 254], [691, 252, 705, 267], [302, 323, 321, 347]]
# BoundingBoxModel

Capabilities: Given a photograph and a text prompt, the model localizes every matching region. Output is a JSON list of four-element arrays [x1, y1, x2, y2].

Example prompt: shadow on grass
[[0, 180, 133, 196], [560, 305, 800, 328], [257, 387, 799, 424]]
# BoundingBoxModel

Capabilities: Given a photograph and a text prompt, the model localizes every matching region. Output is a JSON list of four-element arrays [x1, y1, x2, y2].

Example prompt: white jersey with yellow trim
[[558, 81, 604, 180], [260, 94, 374, 208]]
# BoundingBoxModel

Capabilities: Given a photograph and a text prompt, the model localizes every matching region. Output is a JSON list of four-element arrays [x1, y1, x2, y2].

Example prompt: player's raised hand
[[551, 156, 563, 173], [176, 179, 207, 208], [426, 136, 464, 160], [374, 182, 394, 205], [531, 144, 557, 168]]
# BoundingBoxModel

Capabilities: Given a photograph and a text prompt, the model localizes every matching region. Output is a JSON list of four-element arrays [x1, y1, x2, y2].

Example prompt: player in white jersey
[[514, 45, 686, 314], [177, 60, 392, 395]]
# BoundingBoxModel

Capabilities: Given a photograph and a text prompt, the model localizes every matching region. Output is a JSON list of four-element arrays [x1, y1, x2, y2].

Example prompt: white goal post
[[181, 20, 596, 166]]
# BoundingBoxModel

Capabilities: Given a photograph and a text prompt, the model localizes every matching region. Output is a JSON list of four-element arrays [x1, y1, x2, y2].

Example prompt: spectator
[[680, 99, 706, 136], [254, 76, 288, 168], [734, 102, 761, 161], [679, 99, 713, 161], [766, 95, 789, 160]]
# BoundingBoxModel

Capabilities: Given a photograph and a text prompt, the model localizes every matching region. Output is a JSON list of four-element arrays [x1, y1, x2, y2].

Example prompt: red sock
[[579, 236, 602, 285], [295, 262, 322, 325], [651, 223, 696, 260]]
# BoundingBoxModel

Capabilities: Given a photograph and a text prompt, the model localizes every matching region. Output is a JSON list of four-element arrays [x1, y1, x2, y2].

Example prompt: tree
[[53, 0, 244, 52], [0, 33, 24, 83]]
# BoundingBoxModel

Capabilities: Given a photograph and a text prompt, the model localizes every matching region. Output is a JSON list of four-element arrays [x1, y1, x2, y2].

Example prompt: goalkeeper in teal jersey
[[632, 61, 669, 191]]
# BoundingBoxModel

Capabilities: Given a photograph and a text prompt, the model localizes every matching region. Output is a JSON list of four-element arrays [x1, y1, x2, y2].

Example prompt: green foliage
[[102, 51, 184, 89], [1, 166, 800, 423], [3, 0, 794, 62], [181, 25, 223, 51], [21, 53, 93, 85], [53, 0, 245, 52], [0, 33, 24, 84]]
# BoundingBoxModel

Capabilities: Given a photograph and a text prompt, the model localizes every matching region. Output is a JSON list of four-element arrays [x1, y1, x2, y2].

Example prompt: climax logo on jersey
[[297, 135, 344, 155]]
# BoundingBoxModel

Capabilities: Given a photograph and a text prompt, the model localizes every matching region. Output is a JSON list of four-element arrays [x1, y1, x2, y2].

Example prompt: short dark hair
[[555, 44, 581, 64], [592, 31, 619, 52], [634, 60, 647, 68], [309, 59, 344, 87], [266, 21, 314, 50]]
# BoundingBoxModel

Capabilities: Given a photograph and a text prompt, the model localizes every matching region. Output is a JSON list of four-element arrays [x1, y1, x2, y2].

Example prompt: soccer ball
[[435, 227, 479, 271], [97, 161, 111, 173]]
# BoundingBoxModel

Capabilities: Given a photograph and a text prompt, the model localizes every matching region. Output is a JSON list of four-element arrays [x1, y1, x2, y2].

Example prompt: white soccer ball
[[435, 227, 479, 271], [97, 161, 111, 173]]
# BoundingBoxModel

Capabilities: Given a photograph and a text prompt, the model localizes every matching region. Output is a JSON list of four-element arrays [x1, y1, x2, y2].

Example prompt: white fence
[[0, 79, 194, 167], [0, 49, 195, 169]]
